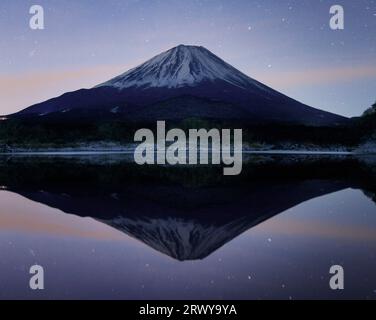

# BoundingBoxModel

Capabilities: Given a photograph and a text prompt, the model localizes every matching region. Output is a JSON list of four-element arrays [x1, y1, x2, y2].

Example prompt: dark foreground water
[[0, 154, 375, 300]]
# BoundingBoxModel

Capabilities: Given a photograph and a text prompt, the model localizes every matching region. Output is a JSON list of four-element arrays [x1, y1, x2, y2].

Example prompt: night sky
[[0, 0, 375, 117]]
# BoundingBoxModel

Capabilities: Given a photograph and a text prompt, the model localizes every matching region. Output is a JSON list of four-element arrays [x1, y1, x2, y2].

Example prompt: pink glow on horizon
[[1, 62, 376, 116], [0, 64, 133, 115]]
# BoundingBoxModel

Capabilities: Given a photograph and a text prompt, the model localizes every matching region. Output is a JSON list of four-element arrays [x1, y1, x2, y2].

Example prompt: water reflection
[[0, 155, 375, 262]]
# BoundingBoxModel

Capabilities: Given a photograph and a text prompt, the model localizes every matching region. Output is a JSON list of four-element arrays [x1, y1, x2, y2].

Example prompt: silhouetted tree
[[363, 101, 376, 117]]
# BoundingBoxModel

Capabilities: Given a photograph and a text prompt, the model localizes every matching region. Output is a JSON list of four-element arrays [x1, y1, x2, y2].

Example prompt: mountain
[[11, 45, 348, 126], [1, 155, 372, 260], [96, 44, 261, 90]]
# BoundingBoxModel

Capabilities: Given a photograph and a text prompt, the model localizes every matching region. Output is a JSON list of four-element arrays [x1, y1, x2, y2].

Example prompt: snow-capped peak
[[96, 45, 265, 90]]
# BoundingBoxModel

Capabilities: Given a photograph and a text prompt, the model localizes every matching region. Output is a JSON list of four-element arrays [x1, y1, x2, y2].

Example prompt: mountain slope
[[96, 45, 273, 91], [12, 45, 348, 126]]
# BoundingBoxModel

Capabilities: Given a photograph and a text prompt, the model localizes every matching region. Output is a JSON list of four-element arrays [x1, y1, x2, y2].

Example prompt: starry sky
[[0, 0, 375, 117]]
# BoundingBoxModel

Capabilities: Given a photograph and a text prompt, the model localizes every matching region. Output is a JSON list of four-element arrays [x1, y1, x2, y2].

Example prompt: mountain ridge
[[96, 44, 274, 92], [11, 44, 348, 126]]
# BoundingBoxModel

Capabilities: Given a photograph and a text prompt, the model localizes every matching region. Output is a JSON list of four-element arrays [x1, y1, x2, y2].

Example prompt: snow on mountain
[[103, 215, 258, 261], [96, 45, 271, 92], [12, 44, 349, 126]]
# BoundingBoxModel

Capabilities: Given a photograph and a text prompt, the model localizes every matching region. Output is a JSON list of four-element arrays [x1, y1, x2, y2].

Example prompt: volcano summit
[[11, 45, 347, 126]]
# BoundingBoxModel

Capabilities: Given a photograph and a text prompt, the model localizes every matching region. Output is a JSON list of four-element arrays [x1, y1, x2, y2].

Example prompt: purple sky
[[0, 0, 375, 117]]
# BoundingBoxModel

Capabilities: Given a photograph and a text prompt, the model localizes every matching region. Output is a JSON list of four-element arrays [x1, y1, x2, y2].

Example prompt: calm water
[[0, 154, 375, 300]]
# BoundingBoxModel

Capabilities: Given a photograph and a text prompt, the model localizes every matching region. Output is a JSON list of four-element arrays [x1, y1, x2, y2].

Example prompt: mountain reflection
[[0, 155, 375, 261]]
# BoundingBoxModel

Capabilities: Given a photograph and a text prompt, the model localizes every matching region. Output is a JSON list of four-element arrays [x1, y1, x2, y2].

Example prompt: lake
[[0, 154, 375, 300]]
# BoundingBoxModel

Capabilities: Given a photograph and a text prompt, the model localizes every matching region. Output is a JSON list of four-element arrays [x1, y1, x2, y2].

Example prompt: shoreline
[[1, 142, 375, 156], [0, 149, 368, 156]]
